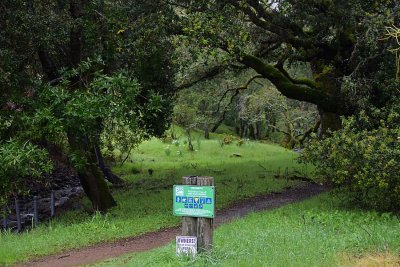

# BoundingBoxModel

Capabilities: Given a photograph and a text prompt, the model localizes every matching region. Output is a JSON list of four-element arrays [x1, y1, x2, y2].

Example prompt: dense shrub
[[0, 140, 53, 205], [223, 135, 235, 145], [301, 111, 400, 211]]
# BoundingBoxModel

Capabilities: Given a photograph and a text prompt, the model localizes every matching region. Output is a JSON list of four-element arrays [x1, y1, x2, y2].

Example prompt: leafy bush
[[219, 134, 235, 147], [301, 112, 400, 211], [0, 140, 53, 205]]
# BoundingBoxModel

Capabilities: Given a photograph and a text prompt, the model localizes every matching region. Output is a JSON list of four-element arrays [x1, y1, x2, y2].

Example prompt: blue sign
[[188, 197, 193, 203], [182, 197, 187, 203], [206, 198, 212, 204], [176, 196, 182, 203]]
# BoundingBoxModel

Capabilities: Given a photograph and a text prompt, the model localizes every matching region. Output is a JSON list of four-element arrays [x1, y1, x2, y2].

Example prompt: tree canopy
[[1, 0, 399, 211], [0, 0, 176, 210], [170, 0, 399, 132]]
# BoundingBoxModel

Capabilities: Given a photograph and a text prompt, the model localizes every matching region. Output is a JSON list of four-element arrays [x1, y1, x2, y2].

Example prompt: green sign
[[173, 185, 215, 218]]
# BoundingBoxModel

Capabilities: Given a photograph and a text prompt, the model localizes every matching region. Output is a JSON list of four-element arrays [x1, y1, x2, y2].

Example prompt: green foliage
[[0, 140, 53, 205], [172, 0, 399, 122], [0, 137, 305, 264], [0, 1, 176, 206], [301, 111, 400, 211], [25, 58, 170, 169], [173, 103, 198, 129]]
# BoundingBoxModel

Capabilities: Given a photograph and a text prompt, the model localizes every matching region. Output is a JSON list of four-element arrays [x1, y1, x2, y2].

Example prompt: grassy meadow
[[96, 193, 400, 267], [0, 128, 305, 265]]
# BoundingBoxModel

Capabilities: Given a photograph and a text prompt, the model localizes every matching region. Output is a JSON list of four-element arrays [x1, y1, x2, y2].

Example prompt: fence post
[[196, 176, 214, 252], [15, 198, 21, 232], [33, 196, 38, 227], [182, 176, 197, 237], [2, 206, 6, 231], [50, 191, 55, 217]]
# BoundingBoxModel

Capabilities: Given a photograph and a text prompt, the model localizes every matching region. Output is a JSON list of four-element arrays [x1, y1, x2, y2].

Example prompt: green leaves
[[301, 111, 400, 211], [0, 140, 53, 205]]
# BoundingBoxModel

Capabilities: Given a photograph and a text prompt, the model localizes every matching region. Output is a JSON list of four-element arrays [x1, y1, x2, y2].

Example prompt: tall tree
[[0, 0, 176, 211], [170, 0, 399, 133]]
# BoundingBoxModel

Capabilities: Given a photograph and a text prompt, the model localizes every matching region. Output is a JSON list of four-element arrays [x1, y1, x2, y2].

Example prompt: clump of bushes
[[301, 111, 400, 211], [0, 140, 53, 205], [219, 134, 235, 147], [224, 135, 234, 144]]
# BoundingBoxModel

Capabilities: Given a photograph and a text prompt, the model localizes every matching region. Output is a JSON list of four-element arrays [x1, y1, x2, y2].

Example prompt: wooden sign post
[[195, 176, 214, 251], [175, 176, 215, 253]]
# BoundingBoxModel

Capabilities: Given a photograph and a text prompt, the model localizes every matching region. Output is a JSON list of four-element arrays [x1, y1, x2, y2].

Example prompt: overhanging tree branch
[[211, 74, 263, 132], [176, 59, 249, 91], [216, 74, 263, 111], [275, 63, 318, 90], [240, 54, 338, 113]]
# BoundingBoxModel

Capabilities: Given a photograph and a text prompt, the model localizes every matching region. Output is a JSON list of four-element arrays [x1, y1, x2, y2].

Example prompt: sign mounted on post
[[176, 236, 197, 256], [173, 185, 215, 218]]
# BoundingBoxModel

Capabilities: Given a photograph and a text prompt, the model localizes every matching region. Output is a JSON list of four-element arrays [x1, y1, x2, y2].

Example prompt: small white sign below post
[[176, 236, 197, 256]]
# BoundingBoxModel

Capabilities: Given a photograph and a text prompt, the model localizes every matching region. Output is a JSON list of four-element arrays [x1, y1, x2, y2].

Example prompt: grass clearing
[[0, 133, 306, 265], [96, 193, 400, 267]]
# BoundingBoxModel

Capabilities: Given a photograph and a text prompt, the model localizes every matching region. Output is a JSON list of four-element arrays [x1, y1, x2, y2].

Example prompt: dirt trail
[[21, 183, 326, 267]]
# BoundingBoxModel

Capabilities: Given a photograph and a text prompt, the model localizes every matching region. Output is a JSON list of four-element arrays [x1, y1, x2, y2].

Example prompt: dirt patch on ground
[[19, 183, 326, 267], [341, 253, 400, 267]]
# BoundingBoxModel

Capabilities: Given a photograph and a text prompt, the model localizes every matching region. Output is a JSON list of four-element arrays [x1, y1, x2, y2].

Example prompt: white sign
[[176, 236, 197, 256], [175, 186, 184, 196]]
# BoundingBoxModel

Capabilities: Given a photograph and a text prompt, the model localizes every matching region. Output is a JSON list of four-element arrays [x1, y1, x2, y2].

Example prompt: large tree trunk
[[77, 160, 117, 212], [204, 123, 210, 139], [37, 0, 117, 212], [318, 110, 342, 136], [312, 62, 343, 134], [249, 124, 256, 140], [93, 126, 124, 185], [69, 1, 115, 211], [93, 140, 124, 185], [255, 121, 262, 140], [68, 132, 116, 212], [239, 122, 246, 138]]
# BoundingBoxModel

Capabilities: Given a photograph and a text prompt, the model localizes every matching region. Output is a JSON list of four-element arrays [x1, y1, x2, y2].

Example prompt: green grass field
[[95, 193, 400, 267], [0, 131, 306, 265]]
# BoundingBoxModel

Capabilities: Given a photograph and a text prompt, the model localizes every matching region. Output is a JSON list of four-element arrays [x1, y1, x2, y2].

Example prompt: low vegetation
[[95, 193, 400, 267], [302, 111, 400, 211], [0, 134, 304, 265]]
